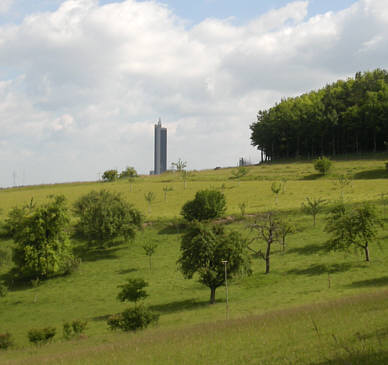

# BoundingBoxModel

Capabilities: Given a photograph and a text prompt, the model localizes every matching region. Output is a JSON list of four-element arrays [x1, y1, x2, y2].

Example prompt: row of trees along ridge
[[250, 69, 388, 160]]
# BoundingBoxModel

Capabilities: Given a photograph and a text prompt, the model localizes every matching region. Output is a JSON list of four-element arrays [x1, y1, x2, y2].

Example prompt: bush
[[0, 333, 13, 350], [74, 190, 142, 245], [102, 169, 118, 182], [107, 306, 159, 332], [385, 162, 388, 171], [314, 156, 332, 175], [181, 189, 226, 221], [27, 327, 56, 345], [63, 320, 87, 339], [0, 282, 8, 297]]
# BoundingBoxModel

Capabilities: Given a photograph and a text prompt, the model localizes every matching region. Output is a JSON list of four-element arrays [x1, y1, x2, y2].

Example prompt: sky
[[0, 0, 387, 187]]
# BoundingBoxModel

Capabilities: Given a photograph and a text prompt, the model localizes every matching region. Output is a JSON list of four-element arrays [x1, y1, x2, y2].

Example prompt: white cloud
[[0, 0, 387, 186], [0, 0, 13, 14]]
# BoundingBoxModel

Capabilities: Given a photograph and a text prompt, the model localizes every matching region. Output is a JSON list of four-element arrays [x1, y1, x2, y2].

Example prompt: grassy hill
[[0, 155, 387, 364]]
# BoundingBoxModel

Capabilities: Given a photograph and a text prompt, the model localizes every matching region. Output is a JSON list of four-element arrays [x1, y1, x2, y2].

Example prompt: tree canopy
[[178, 222, 251, 304], [250, 69, 388, 160], [9, 195, 75, 280], [73, 190, 142, 245]]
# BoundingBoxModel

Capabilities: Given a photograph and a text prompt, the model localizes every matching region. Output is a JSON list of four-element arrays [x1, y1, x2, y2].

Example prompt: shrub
[[117, 278, 148, 304], [181, 189, 226, 221], [385, 162, 388, 171], [314, 156, 332, 175], [28, 327, 56, 345], [107, 306, 159, 332], [0, 333, 13, 350], [74, 190, 142, 245], [0, 282, 8, 297], [63, 320, 87, 339]]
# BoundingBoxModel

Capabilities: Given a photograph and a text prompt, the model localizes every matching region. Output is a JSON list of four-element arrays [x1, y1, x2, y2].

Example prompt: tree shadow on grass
[[157, 222, 187, 235], [353, 169, 388, 179], [311, 350, 388, 365], [116, 268, 138, 275], [149, 298, 209, 314], [287, 263, 356, 276], [301, 173, 323, 180], [287, 243, 329, 256], [346, 276, 388, 288], [73, 246, 121, 262]]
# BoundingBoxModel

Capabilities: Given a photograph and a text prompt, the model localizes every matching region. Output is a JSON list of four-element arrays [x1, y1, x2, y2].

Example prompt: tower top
[[157, 117, 162, 126]]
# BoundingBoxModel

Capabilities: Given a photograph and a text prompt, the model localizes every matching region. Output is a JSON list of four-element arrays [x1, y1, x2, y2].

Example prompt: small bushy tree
[[142, 241, 158, 270], [74, 190, 142, 246], [108, 278, 158, 331], [181, 189, 226, 222], [301, 197, 327, 226], [102, 169, 118, 182], [178, 222, 251, 303], [325, 203, 382, 262], [117, 278, 148, 305], [120, 166, 138, 179], [144, 192, 156, 213], [314, 156, 332, 175], [162, 186, 173, 201]]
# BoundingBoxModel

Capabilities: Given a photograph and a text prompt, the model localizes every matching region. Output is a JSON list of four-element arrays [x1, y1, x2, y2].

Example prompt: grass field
[[0, 155, 387, 364]]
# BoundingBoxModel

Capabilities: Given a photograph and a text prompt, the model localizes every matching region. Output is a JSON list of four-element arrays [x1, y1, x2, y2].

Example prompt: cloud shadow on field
[[287, 243, 328, 255], [287, 262, 355, 276], [149, 298, 209, 314], [347, 276, 388, 288], [353, 169, 388, 179]]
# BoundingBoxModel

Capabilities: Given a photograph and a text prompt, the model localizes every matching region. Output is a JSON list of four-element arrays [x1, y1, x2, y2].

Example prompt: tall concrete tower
[[154, 118, 167, 175]]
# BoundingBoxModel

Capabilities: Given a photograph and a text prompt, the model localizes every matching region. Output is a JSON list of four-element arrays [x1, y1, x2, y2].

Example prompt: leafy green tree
[[178, 222, 251, 304], [325, 203, 382, 262], [120, 166, 138, 179], [181, 189, 226, 222], [102, 169, 118, 182], [314, 157, 332, 175], [117, 278, 148, 305], [9, 195, 75, 280], [74, 190, 142, 246], [301, 197, 327, 226]]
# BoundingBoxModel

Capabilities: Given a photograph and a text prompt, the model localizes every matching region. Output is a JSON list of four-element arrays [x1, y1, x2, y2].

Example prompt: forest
[[250, 69, 388, 160]]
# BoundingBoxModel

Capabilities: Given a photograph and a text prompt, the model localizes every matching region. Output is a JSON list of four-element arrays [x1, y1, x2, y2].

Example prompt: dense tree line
[[250, 69, 388, 160]]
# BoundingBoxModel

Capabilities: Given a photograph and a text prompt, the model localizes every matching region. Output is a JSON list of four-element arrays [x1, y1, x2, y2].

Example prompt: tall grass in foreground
[[2, 290, 388, 364]]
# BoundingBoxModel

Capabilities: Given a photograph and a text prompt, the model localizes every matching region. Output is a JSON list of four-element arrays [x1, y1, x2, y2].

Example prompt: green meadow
[[0, 154, 387, 364]]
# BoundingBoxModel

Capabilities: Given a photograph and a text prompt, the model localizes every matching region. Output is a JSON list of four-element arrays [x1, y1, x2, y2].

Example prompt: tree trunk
[[373, 130, 377, 153], [364, 244, 370, 262], [210, 287, 216, 304], [265, 242, 271, 274]]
